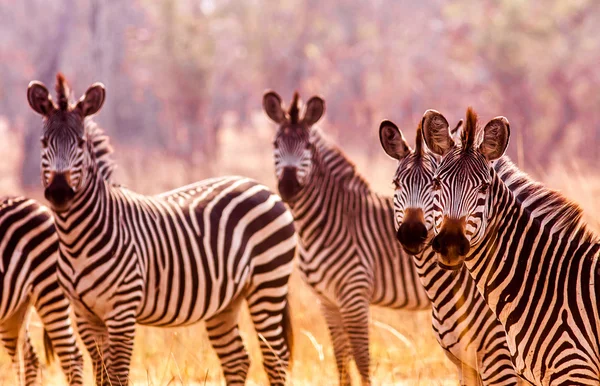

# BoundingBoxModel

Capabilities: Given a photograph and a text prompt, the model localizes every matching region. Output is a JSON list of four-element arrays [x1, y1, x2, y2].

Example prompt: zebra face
[[27, 75, 105, 213], [273, 128, 314, 202], [263, 90, 325, 203], [380, 120, 436, 255], [422, 108, 510, 270]]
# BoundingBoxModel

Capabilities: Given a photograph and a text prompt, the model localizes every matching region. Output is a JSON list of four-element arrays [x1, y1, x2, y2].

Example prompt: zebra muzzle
[[278, 167, 301, 202], [44, 172, 75, 212], [396, 208, 428, 255], [431, 216, 470, 269]]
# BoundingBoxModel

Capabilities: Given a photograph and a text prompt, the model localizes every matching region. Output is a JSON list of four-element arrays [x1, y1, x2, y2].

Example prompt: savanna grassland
[[0, 116, 598, 385]]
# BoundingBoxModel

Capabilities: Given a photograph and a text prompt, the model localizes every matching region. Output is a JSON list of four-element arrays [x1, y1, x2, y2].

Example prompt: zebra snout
[[278, 167, 301, 202], [396, 209, 428, 255], [431, 217, 470, 270], [44, 172, 75, 212]]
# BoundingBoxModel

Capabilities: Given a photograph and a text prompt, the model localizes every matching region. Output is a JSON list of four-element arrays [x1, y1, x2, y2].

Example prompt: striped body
[[28, 77, 297, 386], [54, 173, 296, 385], [278, 128, 429, 384], [0, 196, 84, 385], [459, 158, 600, 384]]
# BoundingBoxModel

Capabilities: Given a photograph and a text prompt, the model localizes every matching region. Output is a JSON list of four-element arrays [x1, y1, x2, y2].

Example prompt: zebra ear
[[263, 91, 286, 124], [480, 117, 510, 161], [379, 120, 411, 160], [450, 119, 463, 138], [302, 96, 325, 127], [421, 109, 453, 156], [27, 81, 55, 116], [76, 83, 105, 117]]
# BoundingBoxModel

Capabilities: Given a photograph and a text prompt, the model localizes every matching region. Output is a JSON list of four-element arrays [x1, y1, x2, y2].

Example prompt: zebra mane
[[288, 92, 301, 124], [311, 128, 371, 193], [461, 107, 478, 149], [494, 157, 597, 242], [85, 118, 116, 183], [415, 121, 424, 157], [55, 73, 71, 111]]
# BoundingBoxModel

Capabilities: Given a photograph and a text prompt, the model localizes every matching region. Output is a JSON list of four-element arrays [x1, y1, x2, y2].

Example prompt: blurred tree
[[0, 0, 599, 190]]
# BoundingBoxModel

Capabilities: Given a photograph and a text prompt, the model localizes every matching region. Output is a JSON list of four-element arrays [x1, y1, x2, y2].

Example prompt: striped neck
[[464, 159, 598, 322], [290, 130, 372, 237], [52, 165, 111, 251]]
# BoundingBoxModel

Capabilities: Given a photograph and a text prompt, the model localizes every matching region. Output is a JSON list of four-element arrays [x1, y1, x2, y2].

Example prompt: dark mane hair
[[415, 121, 424, 157], [55, 73, 71, 111], [85, 119, 116, 183], [461, 107, 478, 149], [288, 92, 300, 124], [494, 157, 597, 243]]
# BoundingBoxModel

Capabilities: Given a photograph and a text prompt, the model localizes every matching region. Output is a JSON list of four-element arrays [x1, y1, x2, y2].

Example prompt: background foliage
[[0, 0, 599, 384]]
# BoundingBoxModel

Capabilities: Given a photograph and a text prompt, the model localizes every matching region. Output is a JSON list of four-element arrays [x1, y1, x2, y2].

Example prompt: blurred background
[[0, 0, 599, 384]]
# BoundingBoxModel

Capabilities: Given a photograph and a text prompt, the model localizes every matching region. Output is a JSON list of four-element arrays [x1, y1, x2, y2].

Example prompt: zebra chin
[[431, 236, 469, 270]]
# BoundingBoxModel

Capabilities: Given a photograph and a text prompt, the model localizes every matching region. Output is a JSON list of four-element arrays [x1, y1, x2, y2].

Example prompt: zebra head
[[422, 107, 510, 270], [380, 118, 463, 256], [263, 90, 325, 203], [27, 73, 105, 213]]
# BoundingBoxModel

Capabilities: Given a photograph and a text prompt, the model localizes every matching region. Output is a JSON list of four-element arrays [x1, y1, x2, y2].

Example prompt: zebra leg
[[22, 327, 41, 386], [246, 294, 292, 385], [0, 304, 40, 386], [205, 297, 250, 385], [320, 299, 352, 386], [105, 313, 137, 386], [75, 314, 109, 386], [339, 294, 371, 386], [34, 292, 84, 385]]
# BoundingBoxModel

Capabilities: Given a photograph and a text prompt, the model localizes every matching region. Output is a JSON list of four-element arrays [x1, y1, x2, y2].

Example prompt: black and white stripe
[[264, 91, 429, 385], [424, 108, 600, 385], [380, 120, 522, 385], [28, 78, 297, 386], [0, 196, 84, 386], [0, 122, 115, 385]]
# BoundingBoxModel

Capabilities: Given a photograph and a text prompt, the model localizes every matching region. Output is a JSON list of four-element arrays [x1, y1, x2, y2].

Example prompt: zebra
[[421, 107, 600, 385], [0, 121, 114, 386], [26, 74, 297, 386], [262, 91, 430, 385], [379, 119, 524, 385]]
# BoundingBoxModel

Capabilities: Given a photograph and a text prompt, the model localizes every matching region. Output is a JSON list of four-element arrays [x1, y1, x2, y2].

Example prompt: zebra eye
[[78, 137, 86, 148], [40, 136, 48, 148], [305, 142, 311, 150], [273, 141, 279, 149], [432, 177, 441, 191], [392, 180, 401, 190], [479, 182, 490, 193]]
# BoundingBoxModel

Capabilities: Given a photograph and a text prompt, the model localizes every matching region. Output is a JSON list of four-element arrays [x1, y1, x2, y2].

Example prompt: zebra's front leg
[[35, 293, 84, 385], [105, 311, 138, 386], [339, 293, 371, 386], [320, 298, 352, 386], [205, 298, 250, 385], [0, 304, 40, 386], [75, 313, 109, 386]]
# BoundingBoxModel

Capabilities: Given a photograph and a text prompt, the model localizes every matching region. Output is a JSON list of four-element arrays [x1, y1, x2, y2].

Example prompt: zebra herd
[[0, 74, 596, 385]]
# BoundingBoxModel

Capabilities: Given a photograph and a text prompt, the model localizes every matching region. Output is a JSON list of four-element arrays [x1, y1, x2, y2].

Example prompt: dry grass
[[0, 116, 598, 385]]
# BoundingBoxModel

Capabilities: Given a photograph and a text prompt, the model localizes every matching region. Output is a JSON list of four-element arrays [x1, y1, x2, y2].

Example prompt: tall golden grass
[[0, 115, 597, 385]]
